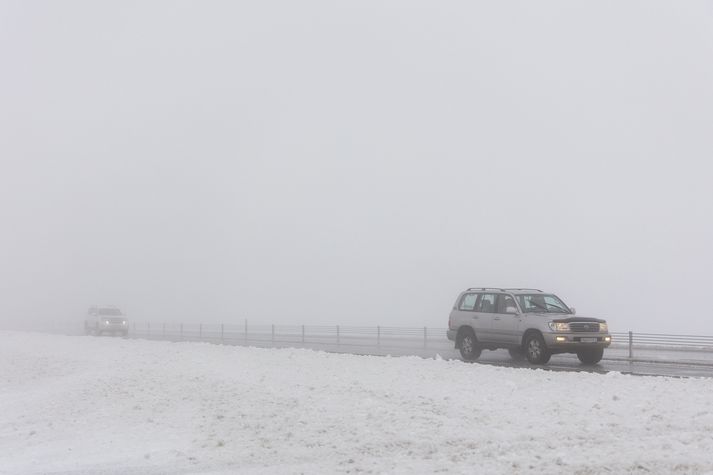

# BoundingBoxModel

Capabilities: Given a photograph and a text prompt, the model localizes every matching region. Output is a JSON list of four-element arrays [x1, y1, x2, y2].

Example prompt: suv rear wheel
[[525, 333, 551, 365], [458, 330, 482, 361], [577, 348, 604, 365]]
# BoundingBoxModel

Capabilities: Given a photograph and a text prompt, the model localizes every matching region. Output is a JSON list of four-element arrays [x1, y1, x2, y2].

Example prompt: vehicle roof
[[464, 288, 551, 295]]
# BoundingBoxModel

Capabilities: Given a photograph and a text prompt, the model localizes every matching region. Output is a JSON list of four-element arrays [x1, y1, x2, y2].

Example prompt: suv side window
[[475, 293, 496, 313], [459, 293, 478, 311], [496, 295, 518, 314]]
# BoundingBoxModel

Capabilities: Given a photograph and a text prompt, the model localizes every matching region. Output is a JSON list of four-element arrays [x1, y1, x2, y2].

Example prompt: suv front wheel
[[525, 333, 551, 365], [458, 330, 482, 361], [577, 348, 604, 365]]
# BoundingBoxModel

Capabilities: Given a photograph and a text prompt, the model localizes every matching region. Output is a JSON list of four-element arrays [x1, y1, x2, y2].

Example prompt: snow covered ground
[[2, 331, 713, 474]]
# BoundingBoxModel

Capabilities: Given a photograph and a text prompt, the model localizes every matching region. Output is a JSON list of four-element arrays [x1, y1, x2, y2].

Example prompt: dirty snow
[[1, 331, 713, 474]]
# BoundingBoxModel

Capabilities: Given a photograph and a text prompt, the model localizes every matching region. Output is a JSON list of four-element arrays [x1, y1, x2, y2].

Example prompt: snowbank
[[1, 331, 712, 474]]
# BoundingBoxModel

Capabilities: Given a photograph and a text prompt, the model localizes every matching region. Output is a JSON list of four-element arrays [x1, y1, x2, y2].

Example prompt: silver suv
[[447, 288, 611, 365], [84, 305, 129, 337]]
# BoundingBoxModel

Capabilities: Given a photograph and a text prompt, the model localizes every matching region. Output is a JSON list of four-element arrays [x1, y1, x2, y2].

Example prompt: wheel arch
[[455, 325, 476, 349]]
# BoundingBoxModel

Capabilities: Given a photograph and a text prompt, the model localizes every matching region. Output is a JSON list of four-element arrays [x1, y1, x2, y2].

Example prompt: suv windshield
[[516, 294, 570, 314], [98, 308, 122, 316]]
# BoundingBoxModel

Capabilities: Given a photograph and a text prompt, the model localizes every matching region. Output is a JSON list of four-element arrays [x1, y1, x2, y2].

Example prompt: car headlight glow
[[105, 320, 110, 325], [122, 320, 127, 325], [548, 322, 570, 332]]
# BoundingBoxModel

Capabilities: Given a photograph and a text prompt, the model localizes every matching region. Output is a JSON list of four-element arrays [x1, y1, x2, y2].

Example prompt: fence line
[[6, 321, 713, 362], [129, 322, 451, 354], [609, 331, 713, 353], [125, 322, 713, 361]]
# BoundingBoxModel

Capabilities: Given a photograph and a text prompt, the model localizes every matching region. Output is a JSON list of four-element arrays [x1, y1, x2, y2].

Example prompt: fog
[[1, 1, 712, 333]]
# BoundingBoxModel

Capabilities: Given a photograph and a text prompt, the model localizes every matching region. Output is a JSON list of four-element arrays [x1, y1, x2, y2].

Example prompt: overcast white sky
[[1, 1, 712, 333]]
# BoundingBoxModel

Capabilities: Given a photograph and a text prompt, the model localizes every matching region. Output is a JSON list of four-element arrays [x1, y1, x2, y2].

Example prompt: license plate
[[580, 337, 597, 343]]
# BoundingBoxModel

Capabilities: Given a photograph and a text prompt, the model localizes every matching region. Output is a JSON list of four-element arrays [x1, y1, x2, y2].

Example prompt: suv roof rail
[[504, 288, 542, 292], [467, 287, 506, 292]]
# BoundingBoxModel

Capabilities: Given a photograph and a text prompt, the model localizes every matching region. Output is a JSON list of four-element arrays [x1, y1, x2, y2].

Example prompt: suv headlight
[[105, 320, 110, 325], [548, 322, 570, 332], [599, 322, 608, 332]]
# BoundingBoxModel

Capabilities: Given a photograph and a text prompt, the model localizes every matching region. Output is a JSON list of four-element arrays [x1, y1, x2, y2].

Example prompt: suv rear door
[[492, 294, 522, 345], [473, 293, 498, 342]]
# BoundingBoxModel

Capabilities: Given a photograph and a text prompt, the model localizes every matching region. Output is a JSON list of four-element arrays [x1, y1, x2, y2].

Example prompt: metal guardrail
[[129, 322, 452, 354], [610, 331, 713, 358], [121, 322, 713, 361], [6, 322, 713, 363]]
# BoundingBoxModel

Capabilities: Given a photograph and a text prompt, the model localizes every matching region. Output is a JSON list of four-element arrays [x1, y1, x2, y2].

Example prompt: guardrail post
[[377, 326, 381, 350], [221, 324, 224, 344], [271, 324, 275, 343], [337, 325, 340, 346], [628, 331, 633, 359], [424, 327, 427, 349], [244, 319, 248, 344], [302, 325, 305, 344]]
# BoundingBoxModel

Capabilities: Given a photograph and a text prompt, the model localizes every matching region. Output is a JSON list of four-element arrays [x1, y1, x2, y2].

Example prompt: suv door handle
[[493, 317, 501, 321]]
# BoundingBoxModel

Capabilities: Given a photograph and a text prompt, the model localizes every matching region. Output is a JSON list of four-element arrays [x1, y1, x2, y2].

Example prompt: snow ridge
[[1, 331, 712, 474]]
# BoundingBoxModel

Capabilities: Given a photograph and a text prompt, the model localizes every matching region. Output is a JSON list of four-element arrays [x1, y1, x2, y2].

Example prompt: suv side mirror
[[505, 306, 519, 315], [570, 307, 576, 315]]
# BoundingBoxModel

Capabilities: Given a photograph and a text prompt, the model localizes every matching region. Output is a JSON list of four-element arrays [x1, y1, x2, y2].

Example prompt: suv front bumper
[[543, 332, 611, 350], [99, 323, 128, 332]]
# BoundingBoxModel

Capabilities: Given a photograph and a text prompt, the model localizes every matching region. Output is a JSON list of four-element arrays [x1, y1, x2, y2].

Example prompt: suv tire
[[525, 333, 551, 365], [577, 348, 604, 365], [458, 330, 482, 361]]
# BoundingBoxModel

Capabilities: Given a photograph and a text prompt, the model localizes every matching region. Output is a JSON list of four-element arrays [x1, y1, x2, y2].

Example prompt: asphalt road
[[470, 349, 713, 378]]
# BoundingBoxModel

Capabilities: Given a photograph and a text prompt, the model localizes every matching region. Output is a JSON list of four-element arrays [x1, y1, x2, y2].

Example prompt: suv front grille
[[569, 322, 600, 332]]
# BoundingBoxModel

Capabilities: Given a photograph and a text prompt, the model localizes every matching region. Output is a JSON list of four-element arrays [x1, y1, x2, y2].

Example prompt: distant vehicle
[[447, 288, 611, 365], [84, 305, 128, 336]]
